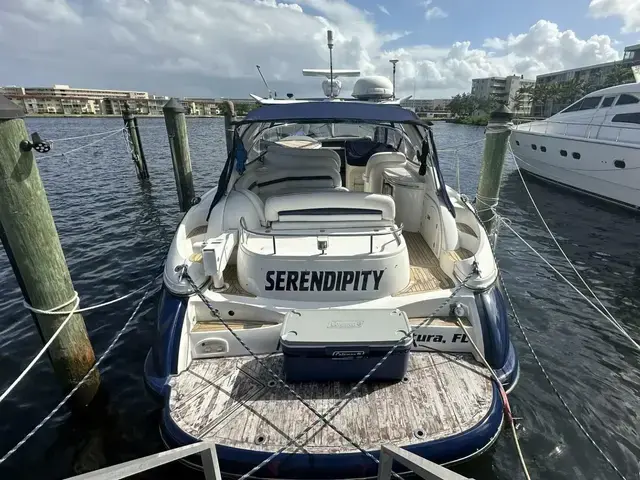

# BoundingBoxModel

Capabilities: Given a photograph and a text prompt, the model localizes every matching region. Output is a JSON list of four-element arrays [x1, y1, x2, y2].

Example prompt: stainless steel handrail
[[239, 217, 404, 255]]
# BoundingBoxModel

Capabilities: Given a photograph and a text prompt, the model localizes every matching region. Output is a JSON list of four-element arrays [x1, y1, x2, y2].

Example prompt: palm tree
[[603, 65, 635, 88]]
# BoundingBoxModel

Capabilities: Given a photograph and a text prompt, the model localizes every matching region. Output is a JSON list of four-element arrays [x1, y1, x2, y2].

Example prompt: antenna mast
[[255, 65, 273, 99], [389, 59, 398, 100], [327, 30, 334, 98]]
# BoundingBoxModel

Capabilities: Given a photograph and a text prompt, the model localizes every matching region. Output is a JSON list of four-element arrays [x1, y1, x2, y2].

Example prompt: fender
[[475, 284, 519, 391]]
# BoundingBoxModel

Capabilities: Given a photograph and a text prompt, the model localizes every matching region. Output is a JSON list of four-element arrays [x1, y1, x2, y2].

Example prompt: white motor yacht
[[510, 82, 640, 208]]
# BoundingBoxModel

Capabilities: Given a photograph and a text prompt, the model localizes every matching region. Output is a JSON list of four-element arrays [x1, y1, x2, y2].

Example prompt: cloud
[[588, 0, 640, 33], [377, 4, 390, 15], [255, 0, 304, 11], [421, 0, 448, 20], [425, 7, 448, 20], [0, 1, 625, 100]]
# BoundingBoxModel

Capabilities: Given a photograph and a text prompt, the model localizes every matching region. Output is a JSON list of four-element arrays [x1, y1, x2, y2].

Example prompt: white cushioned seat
[[264, 191, 396, 223], [235, 167, 342, 199], [363, 152, 407, 193], [262, 144, 341, 171]]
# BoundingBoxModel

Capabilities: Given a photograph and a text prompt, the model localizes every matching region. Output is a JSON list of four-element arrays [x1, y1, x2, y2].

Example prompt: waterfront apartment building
[[0, 84, 258, 116], [471, 75, 535, 116], [399, 98, 451, 117], [533, 43, 640, 116], [1, 84, 150, 115]]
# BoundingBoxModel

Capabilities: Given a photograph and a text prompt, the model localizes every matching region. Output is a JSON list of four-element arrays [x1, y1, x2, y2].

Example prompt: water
[[0, 118, 638, 479]]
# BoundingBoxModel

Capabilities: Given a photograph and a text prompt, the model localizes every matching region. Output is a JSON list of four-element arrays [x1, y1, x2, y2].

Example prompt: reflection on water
[[0, 119, 638, 479]]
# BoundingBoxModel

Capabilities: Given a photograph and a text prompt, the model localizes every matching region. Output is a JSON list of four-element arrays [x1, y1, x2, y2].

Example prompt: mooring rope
[[437, 137, 484, 152], [45, 128, 126, 143], [0, 277, 161, 465], [498, 271, 628, 480], [508, 142, 631, 331], [500, 215, 640, 352], [455, 317, 531, 480], [0, 275, 161, 407], [35, 128, 125, 161], [182, 269, 477, 480]]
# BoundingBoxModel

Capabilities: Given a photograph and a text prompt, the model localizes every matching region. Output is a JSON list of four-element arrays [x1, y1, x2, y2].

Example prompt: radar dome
[[351, 76, 393, 100]]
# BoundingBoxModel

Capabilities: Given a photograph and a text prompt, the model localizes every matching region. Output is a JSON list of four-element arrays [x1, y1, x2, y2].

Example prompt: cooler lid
[[281, 309, 411, 345]]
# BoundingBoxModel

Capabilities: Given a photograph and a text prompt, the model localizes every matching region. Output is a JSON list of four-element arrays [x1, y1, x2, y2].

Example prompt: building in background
[[2, 84, 151, 115], [534, 43, 640, 116], [400, 98, 451, 117], [471, 75, 534, 116], [0, 85, 261, 116]]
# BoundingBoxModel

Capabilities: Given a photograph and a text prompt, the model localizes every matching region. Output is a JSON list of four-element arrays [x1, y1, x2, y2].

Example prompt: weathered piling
[[475, 105, 514, 235], [122, 102, 149, 179], [223, 100, 235, 155], [163, 98, 196, 212], [0, 97, 99, 405]]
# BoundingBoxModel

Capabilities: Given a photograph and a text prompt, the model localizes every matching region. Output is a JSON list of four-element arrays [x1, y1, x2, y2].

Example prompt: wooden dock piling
[[122, 102, 149, 179], [223, 100, 236, 155], [476, 105, 513, 235], [163, 98, 196, 212], [0, 97, 99, 406]]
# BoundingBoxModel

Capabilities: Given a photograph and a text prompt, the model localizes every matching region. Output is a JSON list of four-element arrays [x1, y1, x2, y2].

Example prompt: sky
[[0, 0, 639, 99]]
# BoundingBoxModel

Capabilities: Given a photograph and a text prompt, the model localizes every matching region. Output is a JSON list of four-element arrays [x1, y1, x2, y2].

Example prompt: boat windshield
[[242, 122, 419, 164]]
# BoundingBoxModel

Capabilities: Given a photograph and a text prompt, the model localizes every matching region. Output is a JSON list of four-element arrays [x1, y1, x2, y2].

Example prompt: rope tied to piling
[[0, 273, 162, 465], [0, 293, 81, 405], [0, 276, 161, 407], [35, 128, 126, 161]]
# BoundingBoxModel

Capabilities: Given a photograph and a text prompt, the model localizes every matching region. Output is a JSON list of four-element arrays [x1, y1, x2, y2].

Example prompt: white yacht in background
[[510, 82, 640, 208]]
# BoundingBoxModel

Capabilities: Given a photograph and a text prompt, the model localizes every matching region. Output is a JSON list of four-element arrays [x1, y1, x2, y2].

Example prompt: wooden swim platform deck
[[168, 351, 494, 454]]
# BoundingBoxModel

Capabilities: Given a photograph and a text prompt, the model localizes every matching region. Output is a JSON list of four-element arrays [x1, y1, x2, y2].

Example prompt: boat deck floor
[[168, 352, 493, 454], [395, 232, 454, 295]]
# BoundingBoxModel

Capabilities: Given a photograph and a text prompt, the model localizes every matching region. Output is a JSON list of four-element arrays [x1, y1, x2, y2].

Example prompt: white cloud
[[0, 1, 625, 100], [377, 4, 390, 15], [421, 0, 448, 20], [589, 0, 640, 33], [425, 6, 448, 20]]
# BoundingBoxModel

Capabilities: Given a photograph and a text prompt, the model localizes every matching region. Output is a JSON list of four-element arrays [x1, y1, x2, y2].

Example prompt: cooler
[[280, 309, 412, 383]]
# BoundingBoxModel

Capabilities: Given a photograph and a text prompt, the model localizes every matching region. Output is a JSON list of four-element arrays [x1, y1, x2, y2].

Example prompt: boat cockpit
[[164, 102, 495, 301]]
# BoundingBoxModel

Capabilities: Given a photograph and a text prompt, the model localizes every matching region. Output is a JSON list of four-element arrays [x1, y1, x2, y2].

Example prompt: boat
[[143, 98, 519, 478], [510, 82, 640, 208]]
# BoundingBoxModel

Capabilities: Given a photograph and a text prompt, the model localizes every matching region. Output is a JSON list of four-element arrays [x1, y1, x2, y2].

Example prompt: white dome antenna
[[351, 76, 393, 101]]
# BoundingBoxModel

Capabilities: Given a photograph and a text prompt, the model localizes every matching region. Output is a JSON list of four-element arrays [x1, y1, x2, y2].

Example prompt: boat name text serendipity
[[265, 270, 385, 292]]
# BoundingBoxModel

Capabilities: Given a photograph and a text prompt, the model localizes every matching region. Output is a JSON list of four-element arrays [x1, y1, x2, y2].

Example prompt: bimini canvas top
[[235, 101, 427, 126]]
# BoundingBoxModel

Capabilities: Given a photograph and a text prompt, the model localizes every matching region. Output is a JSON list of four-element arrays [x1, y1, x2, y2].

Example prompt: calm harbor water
[[0, 118, 638, 479]]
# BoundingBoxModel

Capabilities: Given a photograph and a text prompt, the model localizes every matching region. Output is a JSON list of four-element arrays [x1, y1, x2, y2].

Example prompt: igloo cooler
[[280, 309, 412, 383]]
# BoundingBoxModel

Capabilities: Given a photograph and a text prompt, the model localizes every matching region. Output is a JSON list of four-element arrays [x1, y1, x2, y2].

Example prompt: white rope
[[498, 273, 628, 480], [455, 317, 531, 480], [507, 144, 640, 351], [0, 282, 159, 465], [0, 294, 80, 405], [36, 129, 125, 160], [500, 219, 640, 351], [438, 137, 484, 152], [47, 128, 125, 143], [0, 276, 160, 406]]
